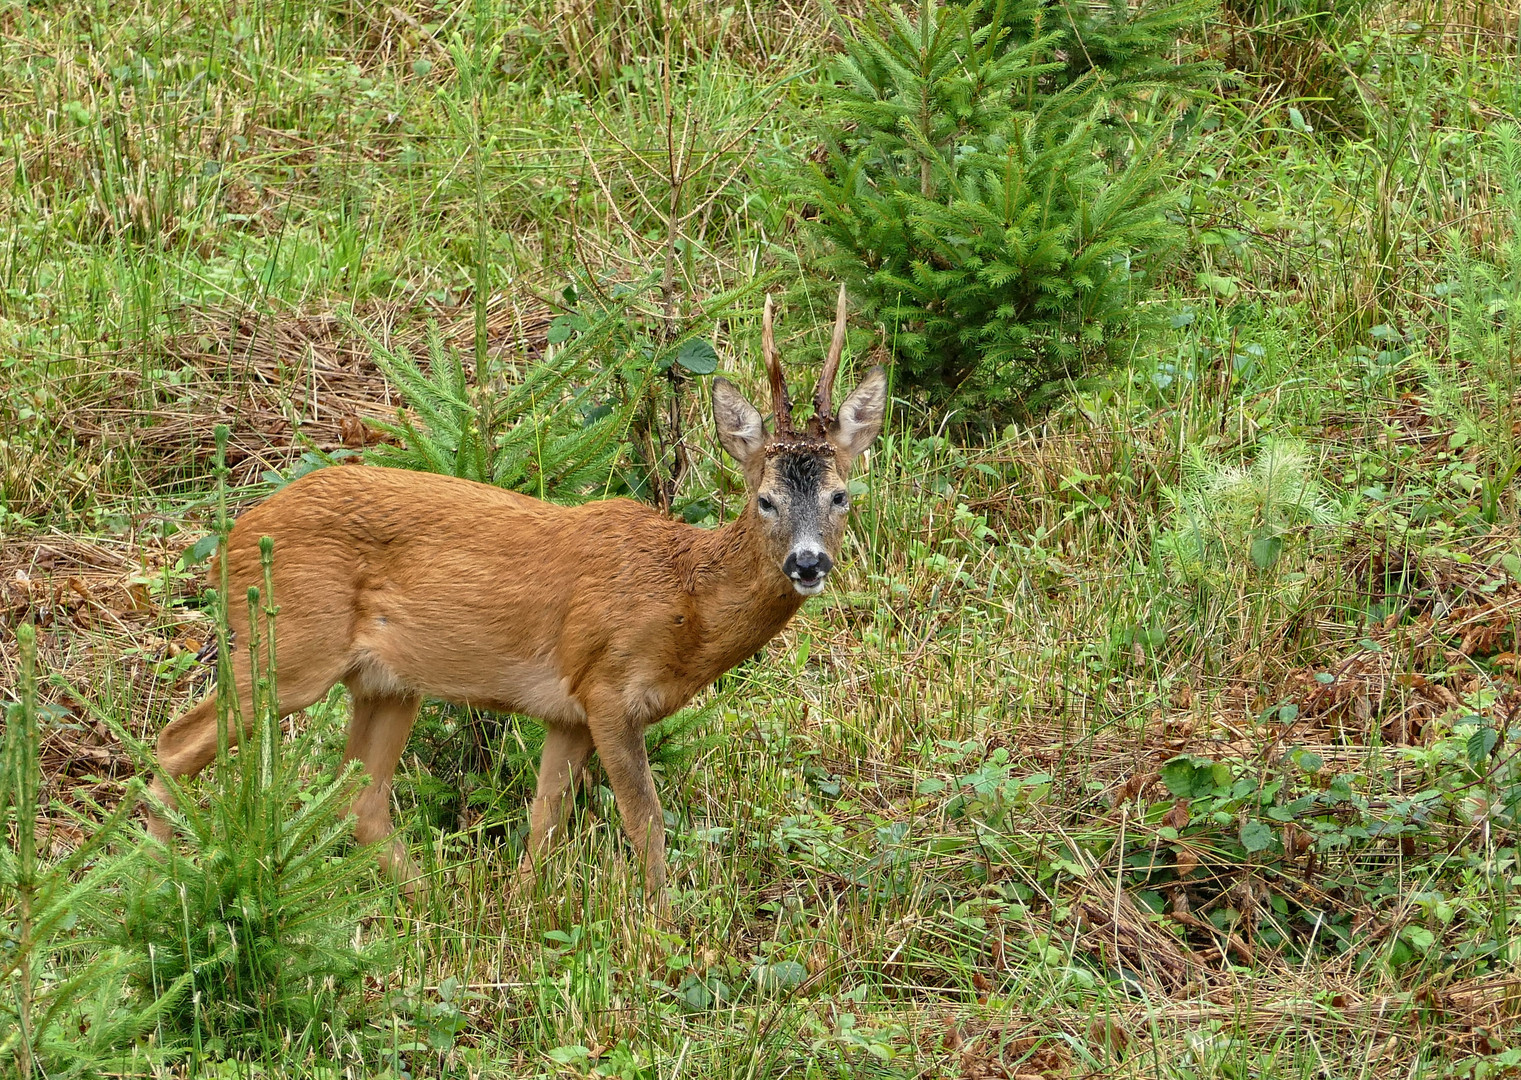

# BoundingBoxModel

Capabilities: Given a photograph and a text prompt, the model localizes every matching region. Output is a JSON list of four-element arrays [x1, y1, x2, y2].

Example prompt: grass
[[4, 0, 1521, 1076]]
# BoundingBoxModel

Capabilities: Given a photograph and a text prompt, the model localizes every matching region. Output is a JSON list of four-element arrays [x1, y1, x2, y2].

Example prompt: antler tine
[[812, 283, 848, 428], [763, 293, 793, 432]]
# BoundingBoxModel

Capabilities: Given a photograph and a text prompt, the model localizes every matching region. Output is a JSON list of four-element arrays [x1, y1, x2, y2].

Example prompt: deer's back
[[218, 465, 690, 718]]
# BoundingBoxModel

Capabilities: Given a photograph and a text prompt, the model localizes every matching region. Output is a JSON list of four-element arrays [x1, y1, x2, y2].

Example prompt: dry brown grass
[[54, 297, 553, 492]]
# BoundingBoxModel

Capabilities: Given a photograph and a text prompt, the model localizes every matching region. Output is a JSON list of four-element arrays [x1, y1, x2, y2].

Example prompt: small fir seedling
[[1, 625, 180, 1077], [803, 0, 1216, 418], [361, 310, 639, 500], [101, 425, 392, 1059]]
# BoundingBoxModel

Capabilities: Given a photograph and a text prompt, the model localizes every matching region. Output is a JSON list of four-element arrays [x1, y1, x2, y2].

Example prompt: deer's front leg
[[589, 714, 666, 899]]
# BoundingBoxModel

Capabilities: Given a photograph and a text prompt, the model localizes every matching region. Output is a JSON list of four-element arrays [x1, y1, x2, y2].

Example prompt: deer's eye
[[831, 491, 849, 509], [757, 496, 777, 516]]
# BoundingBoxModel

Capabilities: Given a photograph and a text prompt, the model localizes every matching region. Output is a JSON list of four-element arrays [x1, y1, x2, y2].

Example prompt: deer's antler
[[763, 293, 794, 433], [811, 283, 848, 430]]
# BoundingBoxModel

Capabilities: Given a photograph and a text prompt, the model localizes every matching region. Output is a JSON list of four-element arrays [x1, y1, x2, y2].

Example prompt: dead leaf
[[991, 929, 1007, 970], [1163, 799, 1190, 832], [125, 581, 153, 611], [339, 415, 382, 448], [1112, 770, 1158, 806], [1170, 886, 1191, 917], [1088, 1017, 1130, 1054], [957, 1031, 1072, 1080]]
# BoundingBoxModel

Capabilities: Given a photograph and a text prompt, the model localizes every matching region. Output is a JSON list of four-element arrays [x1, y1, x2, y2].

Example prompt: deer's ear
[[827, 366, 888, 461], [713, 377, 767, 466]]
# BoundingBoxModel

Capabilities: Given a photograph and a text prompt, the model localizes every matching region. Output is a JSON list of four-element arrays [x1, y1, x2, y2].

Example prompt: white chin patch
[[792, 578, 827, 597]]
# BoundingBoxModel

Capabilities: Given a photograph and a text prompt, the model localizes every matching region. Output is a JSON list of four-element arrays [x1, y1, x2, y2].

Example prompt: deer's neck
[[680, 509, 805, 679]]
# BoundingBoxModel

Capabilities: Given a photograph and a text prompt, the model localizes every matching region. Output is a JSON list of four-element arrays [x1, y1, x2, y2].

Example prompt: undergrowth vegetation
[[3, 0, 1521, 1076]]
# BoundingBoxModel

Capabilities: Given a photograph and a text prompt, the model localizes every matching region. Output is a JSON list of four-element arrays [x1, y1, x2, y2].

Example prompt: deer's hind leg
[[145, 644, 349, 842], [523, 724, 595, 869], [342, 688, 424, 894]]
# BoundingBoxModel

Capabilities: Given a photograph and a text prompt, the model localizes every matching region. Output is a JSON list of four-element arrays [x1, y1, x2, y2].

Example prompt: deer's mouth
[[783, 548, 833, 597], [790, 567, 827, 595]]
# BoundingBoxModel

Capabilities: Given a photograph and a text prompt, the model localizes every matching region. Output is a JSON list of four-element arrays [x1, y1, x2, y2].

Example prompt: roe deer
[[145, 286, 887, 899]]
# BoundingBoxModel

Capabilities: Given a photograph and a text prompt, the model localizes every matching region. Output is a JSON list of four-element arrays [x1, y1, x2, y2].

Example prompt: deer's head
[[712, 286, 888, 597]]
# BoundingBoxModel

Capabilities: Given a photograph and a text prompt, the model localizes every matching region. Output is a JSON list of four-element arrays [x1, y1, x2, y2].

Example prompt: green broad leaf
[[547, 315, 581, 345], [183, 533, 221, 566], [674, 337, 719, 375], [548, 1045, 591, 1066], [1402, 926, 1435, 953], [1287, 106, 1313, 134], [1249, 534, 1284, 569], [679, 976, 722, 1012], [1501, 554, 1521, 582], [1160, 756, 1203, 798], [1196, 272, 1239, 298], [1297, 752, 1324, 773], [756, 960, 808, 991], [1239, 821, 1274, 853], [1466, 727, 1499, 766]]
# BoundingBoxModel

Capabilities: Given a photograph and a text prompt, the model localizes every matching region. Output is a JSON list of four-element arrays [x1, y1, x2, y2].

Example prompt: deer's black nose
[[784, 550, 834, 582]]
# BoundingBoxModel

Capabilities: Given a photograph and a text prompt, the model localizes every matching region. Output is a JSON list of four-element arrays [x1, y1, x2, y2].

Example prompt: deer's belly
[[473, 662, 588, 725]]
